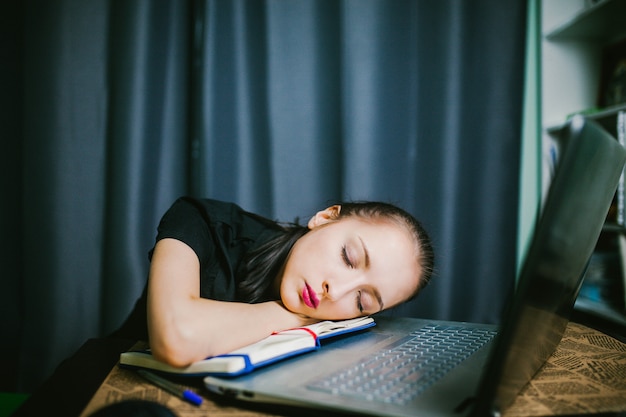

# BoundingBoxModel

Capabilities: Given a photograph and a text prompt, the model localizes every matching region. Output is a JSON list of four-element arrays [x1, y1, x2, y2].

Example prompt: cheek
[[312, 300, 357, 321], [279, 272, 301, 311], [309, 311, 353, 321]]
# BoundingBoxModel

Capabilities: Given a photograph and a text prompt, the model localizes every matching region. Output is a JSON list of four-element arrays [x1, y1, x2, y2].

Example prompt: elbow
[[149, 323, 205, 368], [151, 342, 195, 369]]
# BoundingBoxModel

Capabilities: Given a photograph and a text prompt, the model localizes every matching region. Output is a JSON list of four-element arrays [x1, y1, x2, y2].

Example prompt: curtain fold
[[266, 0, 344, 218], [18, 0, 110, 390], [3, 0, 527, 393], [197, 0, 276, 211], [342, 1, 420, 200], [2, 1, 25, 390], [102, 0, 189, 334]]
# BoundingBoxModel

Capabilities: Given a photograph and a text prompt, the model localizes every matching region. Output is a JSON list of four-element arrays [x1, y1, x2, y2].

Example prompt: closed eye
[[356, 290, 364, 313], [341, 245, 354, 268]]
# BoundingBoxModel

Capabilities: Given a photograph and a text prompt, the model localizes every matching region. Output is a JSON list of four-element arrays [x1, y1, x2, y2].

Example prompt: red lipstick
[[302, 283, 320, 309]]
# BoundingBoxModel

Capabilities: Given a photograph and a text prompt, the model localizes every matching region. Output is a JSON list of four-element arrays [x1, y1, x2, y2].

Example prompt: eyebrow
[[359, 237, 384, 311], [359, 236, 371, 268]]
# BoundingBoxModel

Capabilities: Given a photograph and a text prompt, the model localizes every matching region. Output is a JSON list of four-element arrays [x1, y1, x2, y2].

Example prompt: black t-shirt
[[111, 197, 283, 341]]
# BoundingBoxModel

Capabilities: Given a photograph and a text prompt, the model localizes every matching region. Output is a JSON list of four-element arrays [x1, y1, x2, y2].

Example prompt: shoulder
[[158, 197, 283, 248], [165, 197, 280, 230], [163, 197, 241, 221]]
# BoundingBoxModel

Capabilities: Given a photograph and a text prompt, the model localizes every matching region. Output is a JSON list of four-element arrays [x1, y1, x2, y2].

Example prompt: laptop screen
[[472, 115, 626, 416]]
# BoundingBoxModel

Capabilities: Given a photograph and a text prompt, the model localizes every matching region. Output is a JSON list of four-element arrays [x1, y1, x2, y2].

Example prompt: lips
[[302, 283, 320, 309]]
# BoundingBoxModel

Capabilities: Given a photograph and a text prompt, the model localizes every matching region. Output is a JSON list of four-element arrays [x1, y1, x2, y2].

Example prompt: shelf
[[575, 297, 626, 327], [546, 103, 626, 135], [546, 0, 626, 42], [603, 223, 626, 234], [540, 1, 626, 340]]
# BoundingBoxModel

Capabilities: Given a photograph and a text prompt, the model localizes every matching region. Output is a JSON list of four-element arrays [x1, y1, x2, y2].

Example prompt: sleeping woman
[[113, 197, 434, 367]]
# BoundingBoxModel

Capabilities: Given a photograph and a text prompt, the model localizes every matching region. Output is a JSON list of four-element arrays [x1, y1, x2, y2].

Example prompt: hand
[[273, 301, 320, 328]]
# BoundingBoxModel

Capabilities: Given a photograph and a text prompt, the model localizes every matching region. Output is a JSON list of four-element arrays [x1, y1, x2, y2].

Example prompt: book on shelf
[[119, 317, 375, 377], [617, 234, 626, 311], [616, 111, 625, 226]]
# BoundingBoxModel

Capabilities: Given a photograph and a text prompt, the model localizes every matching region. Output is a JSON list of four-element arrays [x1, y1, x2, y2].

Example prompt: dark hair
[[237, 202, 434, 304], [237, 223, 308, 302]]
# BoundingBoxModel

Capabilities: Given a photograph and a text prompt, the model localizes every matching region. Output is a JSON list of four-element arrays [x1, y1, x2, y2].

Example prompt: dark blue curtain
[[1, 0, 526, 393]]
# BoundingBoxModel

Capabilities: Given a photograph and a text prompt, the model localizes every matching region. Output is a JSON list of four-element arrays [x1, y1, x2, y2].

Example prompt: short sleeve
[[154, 197, 214, 263], [150, 197, 282, 302]]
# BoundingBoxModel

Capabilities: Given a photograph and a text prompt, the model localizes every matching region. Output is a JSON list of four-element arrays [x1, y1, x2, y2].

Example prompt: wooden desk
[[11, 339, 343, 417], [13, 322, 626, 417]]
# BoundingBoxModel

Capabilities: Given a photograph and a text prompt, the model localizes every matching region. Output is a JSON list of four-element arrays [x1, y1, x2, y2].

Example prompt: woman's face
[[278, 207, 421, 320]]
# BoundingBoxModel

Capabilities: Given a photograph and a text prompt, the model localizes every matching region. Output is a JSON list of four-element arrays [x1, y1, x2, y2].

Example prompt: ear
[[308, 205, 341, 229]]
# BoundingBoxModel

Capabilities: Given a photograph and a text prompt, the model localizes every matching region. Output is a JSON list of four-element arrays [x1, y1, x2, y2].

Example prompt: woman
[[114, 197, 434, 368]]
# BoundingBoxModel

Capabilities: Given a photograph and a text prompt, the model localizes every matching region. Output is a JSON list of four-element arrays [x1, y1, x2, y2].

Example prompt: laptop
[[204, 116, 626, 417]]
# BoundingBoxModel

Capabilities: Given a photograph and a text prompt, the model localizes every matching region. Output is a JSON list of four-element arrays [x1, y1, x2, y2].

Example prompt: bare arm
[[147, 238, 314, 367]]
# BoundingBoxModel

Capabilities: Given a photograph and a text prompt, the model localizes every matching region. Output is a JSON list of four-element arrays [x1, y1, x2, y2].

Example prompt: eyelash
[[341, 245, 354, 269], [342, 246, 363, 312]]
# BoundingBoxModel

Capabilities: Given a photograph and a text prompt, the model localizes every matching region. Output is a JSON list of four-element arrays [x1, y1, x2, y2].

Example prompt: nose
[[322, 277, 358, 301]]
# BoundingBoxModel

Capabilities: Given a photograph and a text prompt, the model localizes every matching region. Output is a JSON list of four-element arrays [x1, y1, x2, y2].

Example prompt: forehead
[[337, 216, 413, 249], [338, 217, 420, 303]]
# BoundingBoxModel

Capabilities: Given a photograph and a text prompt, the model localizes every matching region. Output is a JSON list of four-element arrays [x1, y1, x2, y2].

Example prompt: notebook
[[119, 317, 375, 377], [204, 116, 626, 417]]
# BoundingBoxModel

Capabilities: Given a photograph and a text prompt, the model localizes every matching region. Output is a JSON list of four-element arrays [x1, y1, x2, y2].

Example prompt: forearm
[[148, 297, 307, 367]]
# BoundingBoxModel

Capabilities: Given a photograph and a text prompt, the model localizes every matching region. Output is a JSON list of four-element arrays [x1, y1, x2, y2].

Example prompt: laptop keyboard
[[307, 324, 497, 406]]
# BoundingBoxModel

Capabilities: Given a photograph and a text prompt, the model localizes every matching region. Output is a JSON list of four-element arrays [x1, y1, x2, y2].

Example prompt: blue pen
[[137, 369, 203, 406]]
